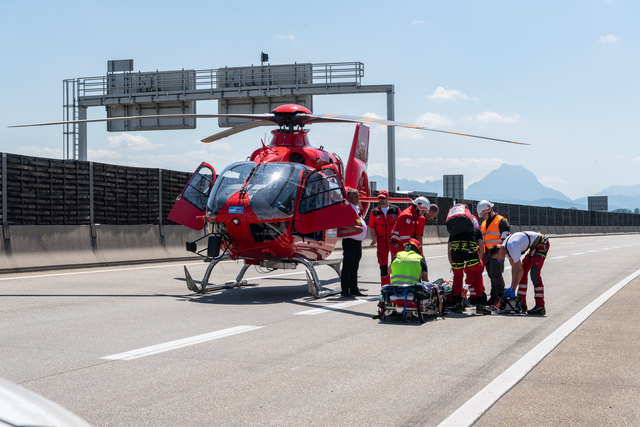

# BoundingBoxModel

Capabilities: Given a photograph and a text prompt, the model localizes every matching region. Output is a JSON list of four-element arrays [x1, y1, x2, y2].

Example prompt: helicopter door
[[293, 166, 359, 234], [168, 162, 216, 230]]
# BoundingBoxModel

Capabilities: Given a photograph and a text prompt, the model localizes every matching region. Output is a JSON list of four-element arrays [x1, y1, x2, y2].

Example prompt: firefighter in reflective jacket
[[368, 190, 400, 286], [390, 196, 434, 259], [390, 238, 429, 285]]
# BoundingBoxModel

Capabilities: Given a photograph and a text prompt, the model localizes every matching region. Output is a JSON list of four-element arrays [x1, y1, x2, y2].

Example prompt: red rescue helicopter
[[164, 104, 526, 297], [11, 104, 526, 297]]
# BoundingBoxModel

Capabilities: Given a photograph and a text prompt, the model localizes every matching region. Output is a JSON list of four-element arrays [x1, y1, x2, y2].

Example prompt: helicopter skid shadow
[[174, 274, 343, 304], [176, 282, 315, 305]]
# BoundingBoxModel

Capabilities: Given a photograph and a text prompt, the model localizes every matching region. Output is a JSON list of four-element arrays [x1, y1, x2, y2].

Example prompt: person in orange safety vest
[[477, 200, 511, 307]]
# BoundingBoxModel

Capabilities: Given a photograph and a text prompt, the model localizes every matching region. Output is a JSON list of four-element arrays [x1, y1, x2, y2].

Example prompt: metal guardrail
[[73, 62, 365, 97]]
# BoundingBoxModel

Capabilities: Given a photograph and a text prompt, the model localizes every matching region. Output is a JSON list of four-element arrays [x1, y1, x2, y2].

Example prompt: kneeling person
[[390, 238, 428, 286]]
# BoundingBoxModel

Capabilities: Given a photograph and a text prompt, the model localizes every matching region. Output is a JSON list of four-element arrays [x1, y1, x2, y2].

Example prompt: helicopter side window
[[299, 168, 344, 215], [182, 167, 214, 211]]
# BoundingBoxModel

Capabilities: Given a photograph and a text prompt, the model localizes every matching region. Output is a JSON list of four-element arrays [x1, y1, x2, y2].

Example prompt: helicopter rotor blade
[[8, 113, 276, 128], [304, 114, 529, 146], [10, 109, 528, 146], [201, 120, 274, 143]]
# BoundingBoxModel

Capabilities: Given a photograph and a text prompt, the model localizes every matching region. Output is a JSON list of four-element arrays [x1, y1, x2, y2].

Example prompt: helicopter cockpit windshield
[[207, 161, 308, 220]]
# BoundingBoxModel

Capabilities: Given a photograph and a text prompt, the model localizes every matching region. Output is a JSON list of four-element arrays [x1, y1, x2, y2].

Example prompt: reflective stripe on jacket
[[390, 251, 423, 286], [390, 205, 421, 245], [480, 214, 505, 249]]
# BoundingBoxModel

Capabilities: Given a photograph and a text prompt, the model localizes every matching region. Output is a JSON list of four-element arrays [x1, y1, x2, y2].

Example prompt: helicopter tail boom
[[344, 124, 371, 214]]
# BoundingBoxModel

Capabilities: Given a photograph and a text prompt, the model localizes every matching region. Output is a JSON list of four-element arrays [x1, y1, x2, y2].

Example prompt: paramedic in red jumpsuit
[[390, 196, 437, 259], [368, 190, 400, 287]]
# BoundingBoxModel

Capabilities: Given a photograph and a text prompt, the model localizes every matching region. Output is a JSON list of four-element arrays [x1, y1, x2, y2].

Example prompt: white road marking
[[550, 255, 568, 260], [0, 264, 307, 282], [101, 325, 263, 361], [438, 268, 640, 427], [0, 262, 202, 281], [572, 252, 585, 256], [295, 298, 370, 315]]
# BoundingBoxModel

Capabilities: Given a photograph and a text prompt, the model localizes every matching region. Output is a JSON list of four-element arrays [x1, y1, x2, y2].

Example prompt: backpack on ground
[[446, 203, 475, 236], [498, 296, 522, 314]]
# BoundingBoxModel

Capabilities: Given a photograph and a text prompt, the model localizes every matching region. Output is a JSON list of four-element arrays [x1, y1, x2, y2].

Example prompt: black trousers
[[483, 251, 506, 300], [341, 238, 362, 294]]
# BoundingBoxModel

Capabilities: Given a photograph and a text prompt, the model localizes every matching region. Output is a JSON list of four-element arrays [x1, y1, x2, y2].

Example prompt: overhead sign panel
[[216, 64, 313, 127], [588, 196, 608, 212], [107, 59, 134, 73], [106, 101, 196, 131], [216, 63, 312, 88], [106, 69, 196, 131], [443, 174, 464, 200]]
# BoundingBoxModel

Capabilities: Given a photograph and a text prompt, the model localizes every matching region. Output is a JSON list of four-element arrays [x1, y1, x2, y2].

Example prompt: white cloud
[[415, 112, 454, 128], [393, 112, 454, 140], [411, 19, 424, 26], [367, 162, 388, 177], [467, 111, 521, 124], [18, 146, 62, 159], [633, 156, 640, 164], [397, 127, 426, 140], [363, 112, 383, 120], [106, 133, 165, 151], [598, 34, 620, 44], [277, 34, 295, 41], [426, 86, 470, 102], [88, 149, 125, 162]]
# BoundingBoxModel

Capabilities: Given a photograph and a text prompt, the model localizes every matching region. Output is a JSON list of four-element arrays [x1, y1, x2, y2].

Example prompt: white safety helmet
[[477, 200, 494, 216], [413, 196, 431, 212]]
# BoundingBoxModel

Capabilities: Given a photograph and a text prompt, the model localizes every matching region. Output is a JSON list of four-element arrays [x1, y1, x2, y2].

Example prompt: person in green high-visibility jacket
[[390, 238, 429, 285]]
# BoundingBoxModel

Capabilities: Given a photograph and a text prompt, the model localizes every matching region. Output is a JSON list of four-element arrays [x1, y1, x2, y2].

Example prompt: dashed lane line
[[100, 325, 263, 361], [294, 298, 373, 315]]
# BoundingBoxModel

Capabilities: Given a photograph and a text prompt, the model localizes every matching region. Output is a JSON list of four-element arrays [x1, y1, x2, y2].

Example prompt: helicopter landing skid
[[183, 256, 342, 298]]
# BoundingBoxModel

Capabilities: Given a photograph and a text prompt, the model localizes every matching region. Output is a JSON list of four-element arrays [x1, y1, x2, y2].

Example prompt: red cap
[[377, 190, 389, 199], [408, 238, 421, 249]]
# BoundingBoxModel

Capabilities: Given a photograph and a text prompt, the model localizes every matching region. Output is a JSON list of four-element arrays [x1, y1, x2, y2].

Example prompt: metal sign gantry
[[63, 61, 398, 190]]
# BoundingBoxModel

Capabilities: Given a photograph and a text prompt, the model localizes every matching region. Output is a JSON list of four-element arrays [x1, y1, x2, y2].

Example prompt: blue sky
[[1, 0, 638, 200]]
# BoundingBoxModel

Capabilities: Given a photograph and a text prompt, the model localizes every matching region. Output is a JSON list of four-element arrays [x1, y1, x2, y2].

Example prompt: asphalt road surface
[[1, 234, 639, 426]]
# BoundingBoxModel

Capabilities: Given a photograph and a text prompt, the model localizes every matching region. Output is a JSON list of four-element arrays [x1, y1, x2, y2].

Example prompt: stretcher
[[376, 280, 448, 323]]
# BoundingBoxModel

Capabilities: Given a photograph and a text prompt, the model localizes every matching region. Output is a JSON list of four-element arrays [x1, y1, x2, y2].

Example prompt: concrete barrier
[[0, 224, 201, 273]]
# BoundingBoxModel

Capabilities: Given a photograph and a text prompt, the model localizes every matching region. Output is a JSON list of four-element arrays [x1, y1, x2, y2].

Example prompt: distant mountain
[[465, 164, 571, 203], [596, 183, 640, 197], [369, 175, 442, 194], [370, 164, 640, 211]]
